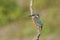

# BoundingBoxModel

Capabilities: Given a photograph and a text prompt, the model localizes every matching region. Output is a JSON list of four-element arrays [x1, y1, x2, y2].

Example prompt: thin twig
[[30, 0, 33, 15], [33, 30, 40, 40], [36, 30, 40, 40]]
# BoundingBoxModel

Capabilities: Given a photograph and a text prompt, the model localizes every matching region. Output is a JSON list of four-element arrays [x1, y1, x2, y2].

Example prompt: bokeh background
[[0, 0, 60, 40]]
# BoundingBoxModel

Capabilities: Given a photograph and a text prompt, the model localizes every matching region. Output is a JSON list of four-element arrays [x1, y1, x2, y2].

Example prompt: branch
[[33, 30, 40, 40], [30, 0, 33, 15]]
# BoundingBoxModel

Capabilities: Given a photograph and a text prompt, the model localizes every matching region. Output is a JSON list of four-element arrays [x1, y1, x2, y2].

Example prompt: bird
[[31, 13, 43, 31]]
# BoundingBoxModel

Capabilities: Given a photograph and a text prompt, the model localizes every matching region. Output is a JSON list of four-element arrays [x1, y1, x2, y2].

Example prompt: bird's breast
[[32, 17, 40, 27]]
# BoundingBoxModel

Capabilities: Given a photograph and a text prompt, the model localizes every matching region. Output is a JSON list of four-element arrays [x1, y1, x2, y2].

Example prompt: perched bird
[[31, 13, 43, 31]]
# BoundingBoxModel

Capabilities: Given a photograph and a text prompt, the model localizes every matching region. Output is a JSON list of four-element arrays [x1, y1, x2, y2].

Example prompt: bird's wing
[[35, 17, 43, 27]]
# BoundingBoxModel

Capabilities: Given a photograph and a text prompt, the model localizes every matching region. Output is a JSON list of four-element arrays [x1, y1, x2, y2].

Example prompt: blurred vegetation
[[0, 0, 60, 37], [0, 0, 23, 26]]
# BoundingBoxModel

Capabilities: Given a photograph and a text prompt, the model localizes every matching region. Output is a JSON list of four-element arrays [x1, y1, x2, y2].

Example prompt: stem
[[37, 32, 40, 40], [30, 0, 33, 15], [33, 30, 40, 40]]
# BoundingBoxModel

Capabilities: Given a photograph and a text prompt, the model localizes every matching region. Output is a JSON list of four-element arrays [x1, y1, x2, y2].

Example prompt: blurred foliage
[[0, 0, 23, 26]]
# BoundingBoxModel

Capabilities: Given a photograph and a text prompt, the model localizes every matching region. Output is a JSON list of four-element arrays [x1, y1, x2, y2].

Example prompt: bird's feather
[[35, 17, 43, 27]]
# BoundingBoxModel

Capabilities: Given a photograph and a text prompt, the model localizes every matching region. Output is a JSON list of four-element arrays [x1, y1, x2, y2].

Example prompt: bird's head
[[29, 12, 40, 17], [35, 13, 39, 17]]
